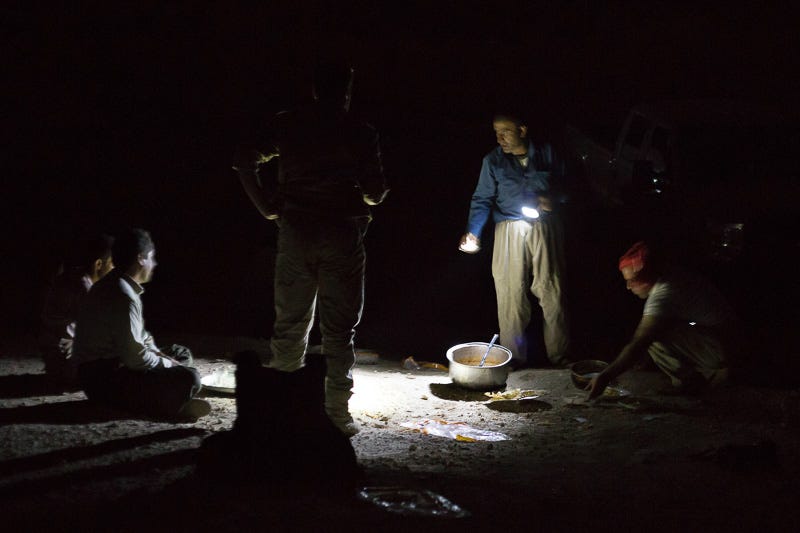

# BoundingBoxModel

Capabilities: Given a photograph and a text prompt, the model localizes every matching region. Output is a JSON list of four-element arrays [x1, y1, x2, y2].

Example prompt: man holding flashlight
[[459, 112, 571, 368]]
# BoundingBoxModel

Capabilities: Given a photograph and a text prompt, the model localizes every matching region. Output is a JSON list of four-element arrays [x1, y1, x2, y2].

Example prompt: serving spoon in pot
[[479, 333, 500, 367]]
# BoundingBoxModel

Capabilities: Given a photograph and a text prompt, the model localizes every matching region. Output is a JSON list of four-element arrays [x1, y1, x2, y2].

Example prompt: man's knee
[[170, 365, 202, 397]]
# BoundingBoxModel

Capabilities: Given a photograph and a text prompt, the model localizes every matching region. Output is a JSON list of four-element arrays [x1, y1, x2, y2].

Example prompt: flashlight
[[459, 233, 480, 253], [521, 205, 540, 219], [521, 189, 541, 219]]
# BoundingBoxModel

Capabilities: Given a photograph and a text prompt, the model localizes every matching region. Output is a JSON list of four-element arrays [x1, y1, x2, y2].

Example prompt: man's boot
[[198, 351, 360, 488], [325, 384, 358, 436]]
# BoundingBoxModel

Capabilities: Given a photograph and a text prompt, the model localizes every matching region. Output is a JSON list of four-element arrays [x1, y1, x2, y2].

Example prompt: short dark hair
[[80, 233, 114, 270], [112, 228, 154, 270], [313, 60, 354, 103], [493, 111, 527, 128]]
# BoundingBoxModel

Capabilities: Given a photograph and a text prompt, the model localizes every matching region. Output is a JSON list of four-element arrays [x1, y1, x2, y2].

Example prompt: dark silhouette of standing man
[[234, 60, 389, 436]]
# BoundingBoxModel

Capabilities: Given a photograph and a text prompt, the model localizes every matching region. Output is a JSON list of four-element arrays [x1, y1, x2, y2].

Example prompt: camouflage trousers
[[269, 216, 368, 427]]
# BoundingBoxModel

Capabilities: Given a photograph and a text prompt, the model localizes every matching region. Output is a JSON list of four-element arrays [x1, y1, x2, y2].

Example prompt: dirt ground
[[1, 334, 799, 532]]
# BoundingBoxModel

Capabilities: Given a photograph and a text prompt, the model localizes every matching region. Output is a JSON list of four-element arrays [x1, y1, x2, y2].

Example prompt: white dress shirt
[[73, 272, 173, 370]]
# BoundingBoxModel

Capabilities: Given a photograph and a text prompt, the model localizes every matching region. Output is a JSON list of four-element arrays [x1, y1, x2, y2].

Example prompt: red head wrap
[[619, 241, 658, 284], [619, 241, 649, 272]]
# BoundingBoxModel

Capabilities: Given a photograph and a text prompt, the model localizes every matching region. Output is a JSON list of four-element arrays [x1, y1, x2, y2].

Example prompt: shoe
[[328, 415, 360, 437], [176, 399, 211, 422], [338, 421, 360, 437]]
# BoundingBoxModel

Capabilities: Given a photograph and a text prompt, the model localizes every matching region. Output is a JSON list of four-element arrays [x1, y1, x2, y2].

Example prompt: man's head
[[492, 112, 528, 155], [312, 60, 354, 111], [83, 233, 115, 283], [619, 241, 659, 299], [112, 228, 157, 284]]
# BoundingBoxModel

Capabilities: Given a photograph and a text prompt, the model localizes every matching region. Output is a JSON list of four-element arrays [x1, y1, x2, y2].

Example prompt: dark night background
[[2, 1, 798, 364]]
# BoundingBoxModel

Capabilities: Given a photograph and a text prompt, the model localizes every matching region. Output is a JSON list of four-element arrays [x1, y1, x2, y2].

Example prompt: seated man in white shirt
[[73, 228, 209, 421], [588, 241, 736, 399]]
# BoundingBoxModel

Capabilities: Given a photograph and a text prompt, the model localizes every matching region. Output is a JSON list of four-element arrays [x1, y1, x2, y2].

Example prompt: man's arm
[[140, 331, 183, 366], [117, 300, 172, 371], [587, 314, 665, 399], [464, 156, 497, 239], [233, 145, 281, 220], [40, 276, 83, 346], [359, 127, 389, 206]]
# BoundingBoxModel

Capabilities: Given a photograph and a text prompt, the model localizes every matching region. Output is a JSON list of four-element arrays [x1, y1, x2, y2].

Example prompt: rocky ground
[[1, 335, 799, 532]]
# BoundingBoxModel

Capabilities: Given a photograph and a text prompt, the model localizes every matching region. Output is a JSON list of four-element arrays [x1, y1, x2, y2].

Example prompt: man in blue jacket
[[459, 112, 571, 368]]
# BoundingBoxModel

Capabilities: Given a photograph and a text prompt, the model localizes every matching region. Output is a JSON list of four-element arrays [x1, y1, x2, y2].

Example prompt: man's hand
[[363, 188, 390, 206], [537, 195, 553, 212], [237, 168, 280, 220], [156, 351, 183, 367], [458, 232, 480, 253], [58, 338, 74, 356], [586, 371, 612, 401]]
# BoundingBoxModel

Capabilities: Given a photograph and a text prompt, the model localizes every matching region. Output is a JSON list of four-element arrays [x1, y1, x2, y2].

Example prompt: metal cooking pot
[[446, 342, 512, 391]]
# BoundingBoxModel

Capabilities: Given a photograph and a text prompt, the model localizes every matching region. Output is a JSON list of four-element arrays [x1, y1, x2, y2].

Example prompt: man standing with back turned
[[234, 61, 389, 435], [459, 112, 571, 368]]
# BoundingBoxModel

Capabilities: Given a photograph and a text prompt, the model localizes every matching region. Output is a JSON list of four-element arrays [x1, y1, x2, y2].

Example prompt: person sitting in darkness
[[588, 241, 736, 399], [39, 233, 115, 387], [73, 228, 210, 421]]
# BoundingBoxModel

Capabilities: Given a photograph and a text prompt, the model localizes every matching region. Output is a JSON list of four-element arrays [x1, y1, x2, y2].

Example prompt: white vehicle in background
[[565, 99, 800, 264]]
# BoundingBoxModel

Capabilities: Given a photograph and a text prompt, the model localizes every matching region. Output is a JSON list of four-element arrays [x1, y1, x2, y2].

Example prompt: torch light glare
[[459, 240, 479, 253], [521, 206, 539, 219], [349, 367, 398, 414]]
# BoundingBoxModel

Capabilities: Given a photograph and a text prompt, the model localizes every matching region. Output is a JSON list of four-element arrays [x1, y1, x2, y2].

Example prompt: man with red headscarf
[[587, 241, 736, 399]]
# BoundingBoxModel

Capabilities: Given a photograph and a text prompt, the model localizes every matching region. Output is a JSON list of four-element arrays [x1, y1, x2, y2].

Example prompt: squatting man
[[587, 241, 735, 399]]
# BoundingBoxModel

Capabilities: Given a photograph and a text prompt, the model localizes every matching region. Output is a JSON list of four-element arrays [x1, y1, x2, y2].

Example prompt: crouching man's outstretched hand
[[586, 372, 612, 401]]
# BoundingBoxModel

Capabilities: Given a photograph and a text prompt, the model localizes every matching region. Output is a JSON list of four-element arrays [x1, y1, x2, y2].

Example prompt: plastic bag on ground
[[400, 418, 510, 442], [358, 486, 470, 518]]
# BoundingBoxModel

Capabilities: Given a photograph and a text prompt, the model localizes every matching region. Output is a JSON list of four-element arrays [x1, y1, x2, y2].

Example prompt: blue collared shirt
[[466, 140, 564, 238]]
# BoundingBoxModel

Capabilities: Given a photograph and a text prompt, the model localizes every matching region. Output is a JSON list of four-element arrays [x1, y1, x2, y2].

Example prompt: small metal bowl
[[569, 360, 609, 389], [446, 343, 512, 391]]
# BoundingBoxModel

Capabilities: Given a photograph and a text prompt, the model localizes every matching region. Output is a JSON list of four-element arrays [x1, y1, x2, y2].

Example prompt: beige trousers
[[268, 217, 367, 427], [492, 216, 570, 365], [648, 323, 729, 388]]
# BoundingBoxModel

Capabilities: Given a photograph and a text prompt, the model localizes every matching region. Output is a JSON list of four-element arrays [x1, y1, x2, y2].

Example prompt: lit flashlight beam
[[521, 206, 539, 219]]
